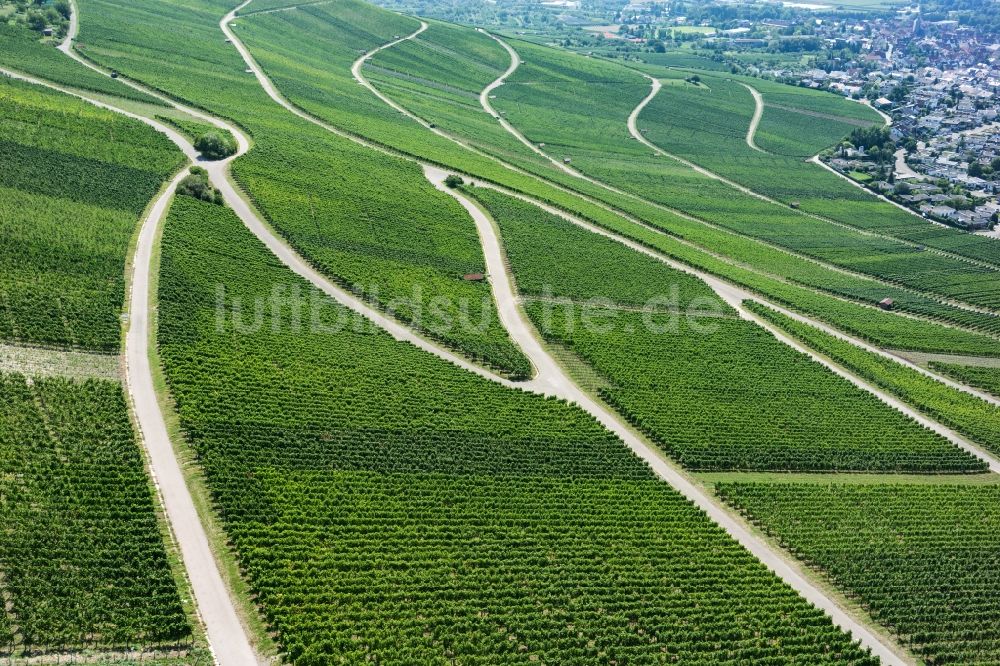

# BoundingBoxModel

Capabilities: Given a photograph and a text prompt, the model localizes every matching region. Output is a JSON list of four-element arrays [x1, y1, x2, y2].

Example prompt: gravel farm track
[[10, 1, 1000, 664], [740, 81, 765, 152]]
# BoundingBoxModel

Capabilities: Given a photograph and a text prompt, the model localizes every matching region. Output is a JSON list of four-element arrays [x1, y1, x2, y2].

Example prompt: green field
[[462, 185, 721, 307], [351, 17, 1000, 350], [718, 483, 1000, 664], [930, 362, 1000, 399], [748, 303, 1000, 458], [0, 373, 190, 656], [4, 0, 1000, 663], [157, 193, 878, 665], [72, 0, 530, 377], [0, 76, 182, 351]]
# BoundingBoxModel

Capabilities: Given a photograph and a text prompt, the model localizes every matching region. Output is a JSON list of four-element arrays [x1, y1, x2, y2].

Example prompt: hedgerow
[[155, 114, 238, 160], [0, 373, 190, 656], [718, 482, 1000, 665], [157, 194, 877, 665]]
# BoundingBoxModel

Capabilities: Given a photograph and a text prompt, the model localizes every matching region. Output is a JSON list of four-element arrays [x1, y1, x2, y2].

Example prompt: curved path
[[474, 41, 1000, 316], [51, 7, 260, 663], [477, 30, 579, 178], [0, 60, 260, 666], [349, 20, 466, 148], [239, 9, 1000, 458], [626, 75, 1000, 313], [740, 82, 765, 152], [214, 10, 991, 661], [894, 148, 922, 180], [356, 26, 998, 327], [429, 172, 916, 666]]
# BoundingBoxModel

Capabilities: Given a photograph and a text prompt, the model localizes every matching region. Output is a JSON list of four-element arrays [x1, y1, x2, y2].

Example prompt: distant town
[[611, 0, 1000, 234], [378, 0, 999, 234]]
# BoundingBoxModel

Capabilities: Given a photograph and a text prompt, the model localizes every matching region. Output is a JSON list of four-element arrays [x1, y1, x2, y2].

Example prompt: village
[[786, 9, 1000, 233], [605, 0, 1000, 233]]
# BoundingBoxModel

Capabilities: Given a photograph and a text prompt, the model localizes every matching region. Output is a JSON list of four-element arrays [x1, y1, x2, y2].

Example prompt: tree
[[194, 131, 236, 161], [968, 161, 984, 178], [444, 174, 463, 188], [54, 0, 71, 20], [26, 9, 46, 31], [178, 167, 223, 204]]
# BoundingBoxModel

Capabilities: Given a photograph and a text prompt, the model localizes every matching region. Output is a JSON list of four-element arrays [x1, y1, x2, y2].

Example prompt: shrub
[[194, 130, 237, 160], [444, 174, 463, 188], [177, 166, 223, 204]]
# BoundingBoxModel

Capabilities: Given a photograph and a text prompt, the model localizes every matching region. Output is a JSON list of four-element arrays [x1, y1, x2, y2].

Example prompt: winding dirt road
[[0, 60, 261, 666], [428, 172, 920, 666], [477, 30, 579, 178], [740, 82, 765, 152], [48, 6, 260, 664], [221, 16, 954, 661], [626, 75, 1000, 304]]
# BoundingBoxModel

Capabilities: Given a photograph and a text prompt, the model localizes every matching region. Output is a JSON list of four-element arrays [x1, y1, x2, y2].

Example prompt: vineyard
[[718, 482, 1000, 665], [463, 185, 723, 308], [155, 194, 879, 664], [358, 17, 1000, 351], [930, 362, 1000, 399], [637, 68, 1000, 270], [0, 21, 163, 105], [0, 372, 190, 656], [748, 302, 1000, 457], [10, 0, 1000, 664], [491, 40, 1000, 309], [0, 76, 182, 351], [525, 301, 982, 472], [73, 0, 530, 377]]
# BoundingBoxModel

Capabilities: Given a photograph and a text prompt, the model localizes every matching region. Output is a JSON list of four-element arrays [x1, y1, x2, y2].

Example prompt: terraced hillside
[[640, 70, 1000, 267], [355, 14, 1000, 352], [2, 0, 999, 664], [492, 41, 1000, 310], [70, 0, 530, 377]]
